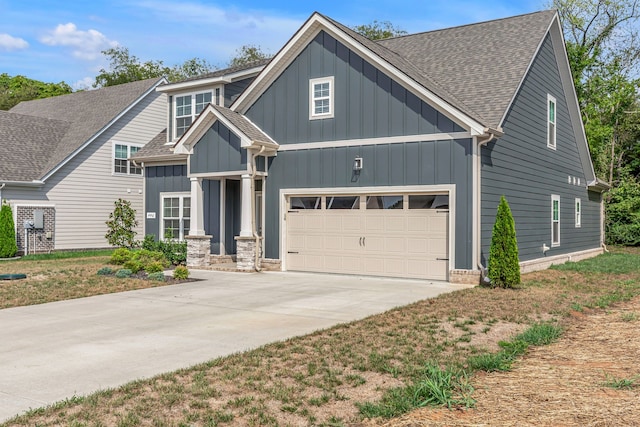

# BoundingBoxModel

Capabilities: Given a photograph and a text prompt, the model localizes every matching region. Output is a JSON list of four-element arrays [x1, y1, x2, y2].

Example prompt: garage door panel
[[383, 216, 406, 232], [407, 216, 428, 232], [384, 237, 406, 254]]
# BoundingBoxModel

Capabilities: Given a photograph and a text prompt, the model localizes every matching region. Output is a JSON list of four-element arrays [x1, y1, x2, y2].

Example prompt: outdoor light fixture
[[353, 157, 363, 171]]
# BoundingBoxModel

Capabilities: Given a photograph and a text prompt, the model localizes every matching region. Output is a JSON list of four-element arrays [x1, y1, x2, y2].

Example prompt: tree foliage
[[0, 200, 18, 258], [228, 44, 272, 68], [352, 20, 408, 40], [105, 199, 138, 248], [487, 196, 520, 288], [605, 176, 640, 245], [95, 47, 215, 87], [0, 73, 72, 110]]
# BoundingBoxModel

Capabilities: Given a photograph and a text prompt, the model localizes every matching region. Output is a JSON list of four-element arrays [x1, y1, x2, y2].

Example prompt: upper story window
[[547, 94, 556, 149], [174, 91, 214, 139], [309, 77, 334, 120], [113, 143, 142, 176]]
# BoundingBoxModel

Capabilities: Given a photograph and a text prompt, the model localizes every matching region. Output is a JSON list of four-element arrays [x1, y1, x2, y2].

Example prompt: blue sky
[[1, 0, 543, 89]]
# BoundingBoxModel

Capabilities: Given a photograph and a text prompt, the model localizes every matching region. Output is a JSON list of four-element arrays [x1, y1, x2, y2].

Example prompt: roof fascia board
[[173, 105, 218, 154], [137, 155, 188, 164], [157, 66, 264, 93], [40, 77, 168, 182], [0, 180, 45, 187], [232, 14, 485, 135]]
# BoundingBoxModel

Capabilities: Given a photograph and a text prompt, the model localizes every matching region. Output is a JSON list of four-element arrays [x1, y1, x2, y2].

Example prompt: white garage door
[[285, 193, 449, 280]]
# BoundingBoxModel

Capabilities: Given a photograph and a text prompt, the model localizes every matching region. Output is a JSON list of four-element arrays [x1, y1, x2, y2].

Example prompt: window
[[552, 195, 560, 246], [575, 198, 581, 228], [366, 195, 403, 209], [290, 196, 321, 209], [113, 143, 143, 176], [174, 91, 213, 139], [327, 196, 359, 209], [547, 94, 556, 149], [309, 77, 334, 119], [409, 194, 449, 209], [161, 194, 191, 240]]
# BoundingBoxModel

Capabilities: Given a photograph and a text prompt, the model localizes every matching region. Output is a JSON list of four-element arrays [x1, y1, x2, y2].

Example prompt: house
[[133, 10, 607, 283], [0, 77, 166, 253]]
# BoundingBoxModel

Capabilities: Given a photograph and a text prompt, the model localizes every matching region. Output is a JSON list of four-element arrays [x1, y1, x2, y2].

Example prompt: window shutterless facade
[[161, 194, 191, 241], [173, 91, 215, 139], [309, 76, 334, 119], [575, 198, 581, 228], [113, 143, 143, 176], [551, 195, 560, 246], [547, 94, 556, 149]]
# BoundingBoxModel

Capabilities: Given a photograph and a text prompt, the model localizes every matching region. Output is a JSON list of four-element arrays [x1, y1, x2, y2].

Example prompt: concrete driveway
[[0, 270, 471, 421]]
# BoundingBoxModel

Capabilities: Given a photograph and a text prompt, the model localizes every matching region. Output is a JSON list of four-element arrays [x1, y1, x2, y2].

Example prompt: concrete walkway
[[0, 270, 471, 421]]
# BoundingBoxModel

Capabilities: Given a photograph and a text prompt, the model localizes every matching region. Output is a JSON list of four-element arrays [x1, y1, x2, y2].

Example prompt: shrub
[[0, 200, 18, 258], [605, 177, 640, 245], [141, 234, 158, 251], [123, 259, 144, 273], [145, 261, 165, 274], [148, 271, 166, 281], [487, 196, 520, 288], [110, 248, 132, 265], [138, 235, 187, 266], [97, 266, 113, 276], [133, 249, 170, 268], [105, 199, 138, 248], [115, 268, 133, 278], [173, 265, 189, 280]]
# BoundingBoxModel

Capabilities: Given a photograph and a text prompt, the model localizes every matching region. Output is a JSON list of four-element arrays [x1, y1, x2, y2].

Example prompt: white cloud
[[0, 33, 29, 51], [40, 23, 118, 60], [72, 76, 95, 91]]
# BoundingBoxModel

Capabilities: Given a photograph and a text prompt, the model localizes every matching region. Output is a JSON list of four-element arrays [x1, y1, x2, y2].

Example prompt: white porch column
[[239, 174, 253, 237], [189, 177, 206, 236]]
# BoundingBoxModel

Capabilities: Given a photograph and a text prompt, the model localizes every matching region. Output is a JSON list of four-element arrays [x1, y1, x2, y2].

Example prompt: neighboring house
[[0, 78, 166, 253], [134, 10, 607, 283]]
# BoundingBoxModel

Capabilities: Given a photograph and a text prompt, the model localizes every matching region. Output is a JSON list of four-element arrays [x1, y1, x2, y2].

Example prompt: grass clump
[[603, 374, 638, 389]]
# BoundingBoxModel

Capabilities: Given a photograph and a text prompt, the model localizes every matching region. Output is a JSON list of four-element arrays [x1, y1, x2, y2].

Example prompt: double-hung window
[[547, 94, 556, 149], [113, 143, 142, 175], [161, 194, 191, 240], [575, 198, 581, 228], [551, 195, 560, 246], [174, 91, 213, 139], [309, 77, 334, 119]]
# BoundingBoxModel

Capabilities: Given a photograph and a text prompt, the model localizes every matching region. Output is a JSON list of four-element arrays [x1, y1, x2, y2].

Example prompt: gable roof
[[6, 77, 165, 182], [377, 10, 556, 129], [129, 129, 181, 163]]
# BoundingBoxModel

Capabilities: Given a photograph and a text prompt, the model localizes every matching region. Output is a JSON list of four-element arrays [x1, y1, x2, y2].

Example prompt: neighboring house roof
[[0, 111, 70, 182], [157, 60, 270, 93], [171, 59, 271, 85], [130, 129, 176, 162], [376, 10, 556, 129], [5, 77, 165, 182]]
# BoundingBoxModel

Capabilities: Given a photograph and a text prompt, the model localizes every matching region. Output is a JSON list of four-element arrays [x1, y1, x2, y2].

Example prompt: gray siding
[[190, 122, 248, 174], [264, 139, 474, 269], [246, 31, 464, 144], [225, 77, 253, 107], [481, 35, 601, 264], [144, 164, 221, 252]]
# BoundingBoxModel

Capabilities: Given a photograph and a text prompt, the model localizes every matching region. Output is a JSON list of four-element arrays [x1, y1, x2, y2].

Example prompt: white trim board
[[278, 184, 456, 275], [276, 132, 471, 151]]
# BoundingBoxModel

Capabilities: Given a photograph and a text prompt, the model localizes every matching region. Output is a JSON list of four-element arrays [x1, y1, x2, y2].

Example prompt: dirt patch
[[372, 296, 640, 427]]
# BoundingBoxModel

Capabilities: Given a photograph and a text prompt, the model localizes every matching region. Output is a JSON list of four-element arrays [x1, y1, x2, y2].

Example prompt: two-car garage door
[[285, 193, 450, 280]]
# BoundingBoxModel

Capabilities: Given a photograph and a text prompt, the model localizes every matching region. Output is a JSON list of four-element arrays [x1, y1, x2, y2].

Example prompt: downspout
[[250, 146, 266, 271], [476, 132, 498, 272], [0, 183, 5, 203]]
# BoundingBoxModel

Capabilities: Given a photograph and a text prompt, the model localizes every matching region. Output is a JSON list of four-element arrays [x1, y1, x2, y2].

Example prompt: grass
[[2, 246, 640, 426], [0, 250, 178, 309], [603, 373, 638, 390]]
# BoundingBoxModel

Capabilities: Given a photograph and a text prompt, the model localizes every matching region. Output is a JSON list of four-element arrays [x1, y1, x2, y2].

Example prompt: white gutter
[[0, 180, 45, 188], [0, 183, 4, 202]]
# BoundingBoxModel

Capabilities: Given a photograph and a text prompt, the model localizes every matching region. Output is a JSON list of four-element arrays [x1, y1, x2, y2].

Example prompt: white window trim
[[575, 197, 581, 228], [551, 194, 560, 247], [160, 192, 191, 241], [112, 142, 143, 176], [309, 76, 334, 120], [172, 89, 218, 140], [547, 94, 557, 150]]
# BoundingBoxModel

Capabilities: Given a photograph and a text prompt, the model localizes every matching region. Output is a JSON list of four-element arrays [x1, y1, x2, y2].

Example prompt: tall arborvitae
[[487, 196, 520, 288]]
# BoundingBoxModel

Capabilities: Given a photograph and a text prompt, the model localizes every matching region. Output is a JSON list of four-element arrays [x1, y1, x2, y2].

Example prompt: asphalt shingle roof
[[131, 129, 173, 160], [6, 77, 163, 181], [167, 59, 271, 85], [211, 105, 275, 144], [376, 10, 556, 128]]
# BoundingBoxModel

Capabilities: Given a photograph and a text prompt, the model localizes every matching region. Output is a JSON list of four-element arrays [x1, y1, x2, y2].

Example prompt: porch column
[[239, 174, 253, 237], [189, 177, 206, 236]]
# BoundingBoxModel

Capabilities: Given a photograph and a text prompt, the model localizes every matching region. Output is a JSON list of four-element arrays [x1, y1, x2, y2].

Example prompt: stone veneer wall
[[186, 235, 212, 267], [235, 237, 257, 271], [15, 206, 56, 254]]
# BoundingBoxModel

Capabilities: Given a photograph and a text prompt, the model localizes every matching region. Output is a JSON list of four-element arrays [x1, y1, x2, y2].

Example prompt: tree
[[487, 196, 520, 288], [352, 20, 407, 40], [605, 175, 640, 245], [228, 44, 271, 68], [0, 73, 72, 110], [0, 200, 18, 258], [94, 46, 215, 87], [105, 199, 138, 248]]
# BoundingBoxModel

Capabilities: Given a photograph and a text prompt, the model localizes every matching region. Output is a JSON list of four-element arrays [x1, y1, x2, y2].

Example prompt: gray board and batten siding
[[481, 34, 601, 264], [245, 30, 464, 144], [224, 77, 254, 108], [190, 121, 248, 174], [145, 164, 223, 254]]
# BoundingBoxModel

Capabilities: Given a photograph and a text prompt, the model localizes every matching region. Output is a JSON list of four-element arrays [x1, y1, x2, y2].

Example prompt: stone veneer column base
[[185, 235, 212, 268], [449, 269, 481, 285], [235, 236, 258, 271]]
